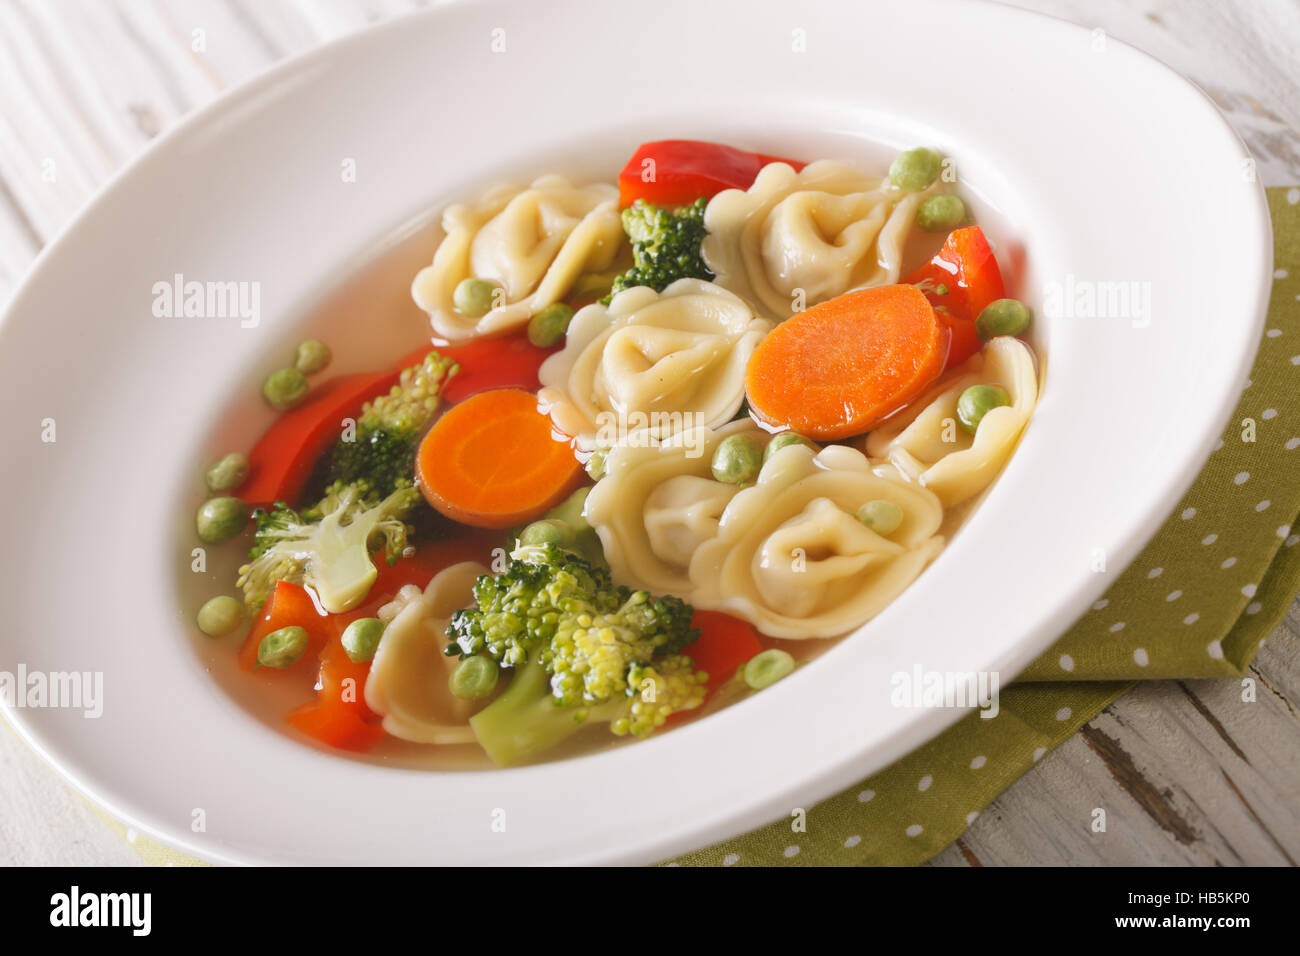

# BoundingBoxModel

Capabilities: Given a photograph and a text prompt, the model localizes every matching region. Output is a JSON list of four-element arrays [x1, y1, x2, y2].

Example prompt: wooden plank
[[930, 613, 1300, 865]]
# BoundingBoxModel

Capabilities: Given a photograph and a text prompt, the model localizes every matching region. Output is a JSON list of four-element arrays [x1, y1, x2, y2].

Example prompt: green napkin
[[664, 187, 1300, 866]]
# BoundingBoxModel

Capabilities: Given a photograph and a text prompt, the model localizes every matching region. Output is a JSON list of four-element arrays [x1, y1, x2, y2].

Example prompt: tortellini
[[688, 444, 945, 639], [865, 336, 1039, 507], [585, 422, 765, 596], [411, 176, 623, 340], [365, 561, 488, 745], [538, 279, 772, 450], [702, 160, 930, 320]]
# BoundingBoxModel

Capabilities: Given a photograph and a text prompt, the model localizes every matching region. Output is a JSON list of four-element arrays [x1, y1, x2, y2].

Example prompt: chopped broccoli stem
[[602, 198, 713, 303], [470, 649, 708, 766], [238, 480, 418, 613], [469, 654, 583, 766], [449, 543, 707, 766]]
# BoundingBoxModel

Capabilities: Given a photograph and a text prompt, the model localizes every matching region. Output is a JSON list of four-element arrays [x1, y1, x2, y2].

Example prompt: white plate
[[0, 0, 1270, 865]]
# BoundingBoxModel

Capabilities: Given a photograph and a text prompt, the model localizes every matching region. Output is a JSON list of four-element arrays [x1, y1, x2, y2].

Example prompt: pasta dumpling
[[689, 444, 945, 638], [538, 278, 772, 450], [702, 160, 931, 320], [865, 336, 1039, 506], [412, 176, 622, 340], [585, 422, 765, 597], [364, 561, 488, 744]]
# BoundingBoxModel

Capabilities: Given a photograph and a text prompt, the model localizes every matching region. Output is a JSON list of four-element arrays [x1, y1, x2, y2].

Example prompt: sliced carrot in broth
[[415, 388, 584, 529], [745, 285, 950, 440]]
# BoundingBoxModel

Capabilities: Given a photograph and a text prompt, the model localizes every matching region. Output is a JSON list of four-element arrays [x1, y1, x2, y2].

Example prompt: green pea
[[450, 655, 500, 700], [527, 303, 575, 348], [585, 448, 608, 481], [196, 595, 243, 636], [856, 499, 905, 536], [453, 278, 499, 317], [519, 518, 575, 549], [294, 339, 332, 375], [204, 452, 249, 493], [889, 147, 943, 193], [916, 194, 966, 232], [976, 298, 1032, 340], [957, 384, 1012, 434], [341, 617, 385, 664], [743, 649, 796, 690], [711, 434, 763, 485], [257, 626, 309, 668], [763, 432, 816, 462], [196, 496, 249, 543], [262, 367, 310, 411]]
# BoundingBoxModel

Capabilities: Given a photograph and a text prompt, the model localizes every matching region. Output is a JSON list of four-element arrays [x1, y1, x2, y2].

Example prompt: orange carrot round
[[416, 388, 584, 529], [745, 285, 950, 440]]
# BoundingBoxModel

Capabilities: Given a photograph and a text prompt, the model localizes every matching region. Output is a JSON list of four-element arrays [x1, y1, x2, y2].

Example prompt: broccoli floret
[[448, 544, 622, 668], [548, 588, 697, 706], [449, 544, 707, 765], [246, 500, 301, 563], [469, 651, 706, 766], [322, 351, 457, 494], [237, 480, 419, 614], [602, 198, 713, 303], [326, 427, 419, 495]]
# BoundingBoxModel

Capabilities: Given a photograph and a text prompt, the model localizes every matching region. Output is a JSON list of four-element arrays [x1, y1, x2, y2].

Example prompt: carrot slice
[[745, 285, 950, 440], [415, 388, 584, 529]]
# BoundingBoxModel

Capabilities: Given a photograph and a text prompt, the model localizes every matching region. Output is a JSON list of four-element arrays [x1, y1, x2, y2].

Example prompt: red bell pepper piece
[[275, 534, 498, 752], [306, 608, 381, 720], [240, 370, 400, 507], [243, 334, 549, 513], [687, 610, 765, 695], [396, 332, 554, 405], [903, 226, 1007, 368], [237, 580, 332, 674], [284, 609, 382, 752], [618, 140, 806, 208], [285, 701, 385, 752]]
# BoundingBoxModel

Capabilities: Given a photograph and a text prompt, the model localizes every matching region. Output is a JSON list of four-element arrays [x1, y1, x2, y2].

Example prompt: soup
[[187, 139, 1039, 768]]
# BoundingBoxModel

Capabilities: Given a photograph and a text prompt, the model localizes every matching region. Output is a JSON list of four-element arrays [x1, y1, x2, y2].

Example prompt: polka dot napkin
[[663, 186, 1300, 866]]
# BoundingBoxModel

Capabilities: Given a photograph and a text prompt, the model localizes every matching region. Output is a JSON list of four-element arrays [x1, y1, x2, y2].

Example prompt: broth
[[180, 134, 1031, 770]]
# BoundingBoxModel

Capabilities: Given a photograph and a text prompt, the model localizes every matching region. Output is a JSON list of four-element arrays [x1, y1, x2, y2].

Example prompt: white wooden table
[[1, 0, 1297, 866]]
